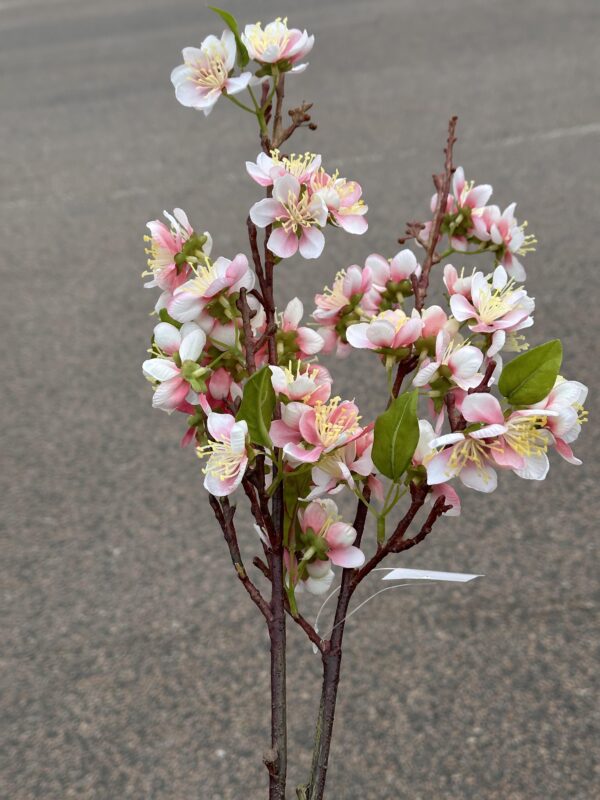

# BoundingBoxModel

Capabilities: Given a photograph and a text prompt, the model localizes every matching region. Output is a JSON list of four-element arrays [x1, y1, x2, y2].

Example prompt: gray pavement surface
[[2, 0, 599, 797]]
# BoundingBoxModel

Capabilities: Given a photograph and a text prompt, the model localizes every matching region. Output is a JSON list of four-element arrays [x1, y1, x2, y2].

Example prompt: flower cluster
[[420, 166, 537, 280], [171, 18, 313, 119], [248, 150, 368, 259], [142, 10, 588, 605]]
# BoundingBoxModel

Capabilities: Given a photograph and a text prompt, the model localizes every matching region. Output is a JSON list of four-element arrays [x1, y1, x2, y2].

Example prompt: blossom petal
[[250, 198, 285, 228], [329, 545, 365, 568], [268, 227, 299, 258], [283, 442, 323, 463], [179, 328, 206, 362], [462, 393, 505, 425], [153, 322, 182, 355], [299, 227, 325, 259], [142, 358, 180, 382], [225, 73, 252, 95], [459, 463, 498, 493], [450, 294, 477, 321], [426, 448, 459, 485], [513, 452, 549, 481], [207, 412, 236, 442], [346, 323, 373, 350]]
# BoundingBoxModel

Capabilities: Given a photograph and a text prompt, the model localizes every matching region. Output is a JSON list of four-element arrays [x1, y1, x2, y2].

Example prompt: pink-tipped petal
[[462, 393, 505, 425], [329, 545, 365, 568], [268, 227, 299, 258]]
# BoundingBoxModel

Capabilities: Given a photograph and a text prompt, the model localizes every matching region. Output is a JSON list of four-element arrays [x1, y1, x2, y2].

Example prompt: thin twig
[[413, 117, 458, 311], [393, 495, 449, 553], [208, 494, 271, 621], [253, 557, 325, 653], [390, 353, 419, 401], [350, 484, 428, 588], [237, 287, 257, 374]]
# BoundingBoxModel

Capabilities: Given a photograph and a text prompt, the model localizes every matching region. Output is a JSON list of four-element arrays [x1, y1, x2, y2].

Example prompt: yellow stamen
[[313, 397, 360, 448], [190, 45, 228, 92], [197, 442, 241, 480], [246, 18, 290, 57], [188, 261, 218, 294], [476, 278, 519, 324], [271, 149, 317, 179], [319, 270, 349, 311], [503, 415, 548, 457], [447, 437, 500, 472], [278, 190, 318, 232]]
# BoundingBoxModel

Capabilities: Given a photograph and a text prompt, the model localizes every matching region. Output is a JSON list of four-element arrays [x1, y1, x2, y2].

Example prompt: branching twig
[[390, 353, 419, 401], [350, 484, 428, 587], [413, 117, 458, 311], [237, 287, 257, 374], [445, 358, 496, 432], [208, 494, 271, 621], [253, 557, 325, 653], [278, 102, 316, 148], [393, 495, 449, 553]]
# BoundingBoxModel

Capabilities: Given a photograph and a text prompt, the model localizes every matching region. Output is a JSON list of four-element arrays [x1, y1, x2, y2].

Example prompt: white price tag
[[382, 568, 483, 583]]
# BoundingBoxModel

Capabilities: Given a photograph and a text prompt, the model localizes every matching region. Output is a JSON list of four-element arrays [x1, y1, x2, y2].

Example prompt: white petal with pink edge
[[329, 545, 365, 568], [299, 227, 325, 259], [461, 393, 504, 424], [459, 463, 497, 493], [143, 358, 180, 382], [179, 328, 206, 362]]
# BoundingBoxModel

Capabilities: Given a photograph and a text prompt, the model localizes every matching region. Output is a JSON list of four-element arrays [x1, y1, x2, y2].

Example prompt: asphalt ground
[[2, 0, 599, 797]]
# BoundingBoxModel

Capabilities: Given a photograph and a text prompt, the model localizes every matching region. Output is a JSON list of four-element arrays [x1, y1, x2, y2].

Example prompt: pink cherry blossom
[[270, 397, 365, 464], [242, 18, 314, 72], [483, 202, 536, 281], [169, 253, 255, 322], [313, 265, 373, 324], [426, 394, 508, 492], [420, 305, 451, 339], [529, 378, 588, 465], [363, 249, 420, 309], [311, 170, 368, 234], [250, 174, 328, 259], [424, 166, 493, 251], [298, 499, 365, 569], [447, 167, 493, 246], [279, 298, 325, 357], [246, 150, 321, 187], [142, 323, 207, 412], [443, 264, 475, 299], [413, 330, 484, 391], [171, 32, 252, 116], [203, 368, 242, 413], [198, 413, 249, 496], [346, 308, 423, 351], [450, 265, 534, 335], [270, 362, 332, 405], [490, 410, 552, 480], [306, 429, 374, 499], [143, 209, 212, 292]]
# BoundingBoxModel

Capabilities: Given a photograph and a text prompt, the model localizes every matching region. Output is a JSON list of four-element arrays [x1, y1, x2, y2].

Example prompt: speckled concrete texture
[[1, 0, 599, 798]]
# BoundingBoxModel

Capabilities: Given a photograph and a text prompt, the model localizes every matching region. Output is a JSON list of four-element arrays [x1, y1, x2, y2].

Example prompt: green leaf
[[158, 308, 181, 328], [208, 6, 250, 68], [498, 339, 562, 405], [372, 390, 420, 481], [236, 366, 275, 447]]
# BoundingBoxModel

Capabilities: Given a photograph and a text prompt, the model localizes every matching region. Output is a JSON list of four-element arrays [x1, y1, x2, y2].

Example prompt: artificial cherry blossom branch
[[142, 13, 587, 800]]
